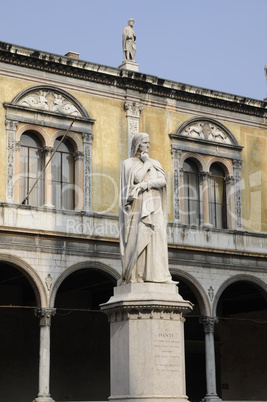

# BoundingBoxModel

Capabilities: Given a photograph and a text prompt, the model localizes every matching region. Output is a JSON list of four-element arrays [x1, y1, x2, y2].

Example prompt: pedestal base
[[101, 282, 193, 402], [118, 60, 139, 72], [109, 396, 189, 402]]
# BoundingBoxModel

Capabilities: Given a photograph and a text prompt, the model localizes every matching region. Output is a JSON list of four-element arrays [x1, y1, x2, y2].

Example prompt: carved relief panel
[[180, 121, 233, 145], [17, 90, 82, 116]]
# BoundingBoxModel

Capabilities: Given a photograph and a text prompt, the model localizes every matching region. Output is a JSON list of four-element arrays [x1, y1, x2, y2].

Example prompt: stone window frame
[[170, 117, 243, 229], [17, 128, 46, 207], [181, 156, 203, 226], [4, 85, 95, 211]]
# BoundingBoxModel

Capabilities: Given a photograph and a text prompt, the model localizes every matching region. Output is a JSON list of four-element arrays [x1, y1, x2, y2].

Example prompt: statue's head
[[131, 132, 150, 157], [128, 18, 135, 27]]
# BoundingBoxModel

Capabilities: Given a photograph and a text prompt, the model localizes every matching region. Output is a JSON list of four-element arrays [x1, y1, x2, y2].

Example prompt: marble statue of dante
[[122, 18, 136, 61], [119, 132, 172, 284]]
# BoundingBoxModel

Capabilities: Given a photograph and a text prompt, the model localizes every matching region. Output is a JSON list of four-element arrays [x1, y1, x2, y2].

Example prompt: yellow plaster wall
[[85, 96, 126, 215], [1, 74, 267, 232]]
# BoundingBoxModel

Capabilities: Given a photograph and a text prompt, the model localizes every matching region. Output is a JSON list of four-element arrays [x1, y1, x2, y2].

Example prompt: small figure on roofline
[[122, 18, 136, 61]]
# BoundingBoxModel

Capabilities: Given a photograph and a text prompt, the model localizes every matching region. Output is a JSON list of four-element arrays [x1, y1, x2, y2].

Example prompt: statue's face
[[138, 137, 150, 154], [128, 19, 134, 27]]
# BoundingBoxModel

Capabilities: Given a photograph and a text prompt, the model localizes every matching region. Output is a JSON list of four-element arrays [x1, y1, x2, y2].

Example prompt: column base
[[33, 396, 55, 402], [201, 394, 222, 402]]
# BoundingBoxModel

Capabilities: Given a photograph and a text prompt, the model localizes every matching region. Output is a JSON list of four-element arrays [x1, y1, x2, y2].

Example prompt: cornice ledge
[[1, 41, 267, 117]]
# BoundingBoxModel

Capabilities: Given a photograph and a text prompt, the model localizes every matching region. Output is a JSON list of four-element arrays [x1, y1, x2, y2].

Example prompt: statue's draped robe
[[119, 157, 171, 283], [122, 26, 136, 60]]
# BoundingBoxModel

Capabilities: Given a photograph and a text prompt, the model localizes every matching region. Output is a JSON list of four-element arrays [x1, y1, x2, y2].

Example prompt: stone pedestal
[[118, 60, 139, 72], [101, 282, 193, 402]]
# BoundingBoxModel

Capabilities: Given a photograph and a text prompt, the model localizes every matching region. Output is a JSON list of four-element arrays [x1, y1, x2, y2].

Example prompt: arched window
[[51, 138, 75, 210], [183, 159, 201, 225], [209, 163, 226, 228], [19, 132, 44, 206]]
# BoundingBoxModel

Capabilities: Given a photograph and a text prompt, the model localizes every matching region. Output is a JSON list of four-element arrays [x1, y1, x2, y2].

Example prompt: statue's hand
[[137, 181, 148, 192], [140, 152, 150, 163], [128, 182, 148, 202]]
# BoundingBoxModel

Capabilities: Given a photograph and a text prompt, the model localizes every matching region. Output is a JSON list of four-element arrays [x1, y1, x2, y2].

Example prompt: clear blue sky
[[0, 0, 267, 100]]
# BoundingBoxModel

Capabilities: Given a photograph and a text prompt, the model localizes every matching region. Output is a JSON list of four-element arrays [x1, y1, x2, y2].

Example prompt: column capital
[[200, 316, 218, 333], [200, 171, 210, 179], [225, 175, 235, 185], [233, 159, 242, 170], [82, 132, 94, 144], [199, 171, 210, 186], [74, 150, 84, 161], [171, 146, 182, 159], [124, 99, 143, 118], [35, 308, 56, 326], [42, 146, 54, 156], [5, 119, 19, 131], [15, 140, 22, 150]]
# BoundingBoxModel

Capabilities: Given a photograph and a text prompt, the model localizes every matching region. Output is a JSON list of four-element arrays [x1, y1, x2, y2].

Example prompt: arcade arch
[[0, 255, 44, 402], [50, 262, 118, 401], [213, 275, 267, 401]]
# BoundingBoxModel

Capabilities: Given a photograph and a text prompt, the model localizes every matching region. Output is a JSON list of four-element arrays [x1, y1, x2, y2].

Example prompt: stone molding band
[[105, 305, 188, 322]]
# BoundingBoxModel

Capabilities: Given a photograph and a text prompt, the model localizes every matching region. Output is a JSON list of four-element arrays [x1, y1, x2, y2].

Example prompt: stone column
[[74, 150, 84, 210], [200, 172, 210, 227], [101, 282, 193, 402], [82, 132, 93, 211], [225, 175, 235, 229], [233, 159, 243, 229], [5, 119, 19, 203], [14, 140, 21, 203], [34, 308, 56, 402], [43, 147, 54, 207], [124, 99, 143, 156], [200, 316, 222, 402], [171, 147, 182, 223]]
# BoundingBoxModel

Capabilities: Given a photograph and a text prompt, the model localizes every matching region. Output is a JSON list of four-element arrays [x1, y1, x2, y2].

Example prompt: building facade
[[0, 41, 266, 402]]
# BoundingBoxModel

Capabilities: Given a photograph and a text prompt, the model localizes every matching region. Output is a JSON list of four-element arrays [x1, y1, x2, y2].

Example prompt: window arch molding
[[206, 157, 233, 177], [4, 85, 95, 211], [180, 152, 206, 172], [16, 124, 49, 147], [50, 130, 83, 153], [170, 117, 243, 229]]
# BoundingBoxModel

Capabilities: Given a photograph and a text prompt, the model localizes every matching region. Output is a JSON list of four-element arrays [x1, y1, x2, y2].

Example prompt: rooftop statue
[[122, 18, 136, 61], [119, 132, 172, 284]]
